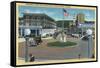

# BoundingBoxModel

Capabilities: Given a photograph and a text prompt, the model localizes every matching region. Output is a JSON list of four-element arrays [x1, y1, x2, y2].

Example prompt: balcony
[[19, 25, 42, 29]]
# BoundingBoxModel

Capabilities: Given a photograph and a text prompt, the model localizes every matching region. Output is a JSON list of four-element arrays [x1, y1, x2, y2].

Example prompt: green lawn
[[47, 41, 77, 47]]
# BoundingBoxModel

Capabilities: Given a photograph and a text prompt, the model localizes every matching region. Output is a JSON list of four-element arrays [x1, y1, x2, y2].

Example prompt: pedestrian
[[29, 54, 35, 62]]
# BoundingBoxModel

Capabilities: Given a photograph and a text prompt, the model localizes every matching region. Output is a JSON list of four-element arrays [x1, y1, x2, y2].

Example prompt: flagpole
[[62, 8, 65, 42], [60, 8, 67, 42], [62, 8, 64, 32]]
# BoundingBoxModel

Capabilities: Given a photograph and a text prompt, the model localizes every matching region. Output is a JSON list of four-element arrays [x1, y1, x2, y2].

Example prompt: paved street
[[18, 37, 94, 61]]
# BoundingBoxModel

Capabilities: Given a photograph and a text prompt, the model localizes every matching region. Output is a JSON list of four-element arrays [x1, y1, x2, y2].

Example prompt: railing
[[19, 25, 42, 29]]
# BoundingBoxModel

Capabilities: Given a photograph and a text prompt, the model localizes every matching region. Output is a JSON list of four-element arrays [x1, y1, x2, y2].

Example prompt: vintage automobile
[[29, 36, 42, 46], [81, 35, 89, 41]]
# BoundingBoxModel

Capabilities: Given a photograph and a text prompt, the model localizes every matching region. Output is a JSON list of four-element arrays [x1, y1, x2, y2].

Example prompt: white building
[[19, 13, 56, 37]]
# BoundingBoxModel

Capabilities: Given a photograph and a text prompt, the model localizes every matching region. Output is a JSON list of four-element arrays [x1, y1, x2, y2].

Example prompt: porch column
[[35, 29, 37, 36]]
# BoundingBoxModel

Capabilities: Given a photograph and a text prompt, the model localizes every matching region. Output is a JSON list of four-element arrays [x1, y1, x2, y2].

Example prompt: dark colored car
[[82, 35, 89, 41], [35, 36, 42, 45]]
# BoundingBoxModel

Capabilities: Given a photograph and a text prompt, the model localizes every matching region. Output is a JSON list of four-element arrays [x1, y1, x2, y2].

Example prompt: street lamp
[[86, 29, 93, 58], [79, 23, 83, 37], [79, 29, 93, 59], [24, 28, 31, 62], [86, 29, 92, 36]]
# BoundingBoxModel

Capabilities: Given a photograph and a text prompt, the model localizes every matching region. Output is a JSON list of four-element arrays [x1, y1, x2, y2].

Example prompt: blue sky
[[18, 6, 96, 21]]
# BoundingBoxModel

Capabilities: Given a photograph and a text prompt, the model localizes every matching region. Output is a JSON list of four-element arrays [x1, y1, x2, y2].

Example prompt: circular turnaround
[[47, 41, 77, 47], [86, 29, 93, 35], [24, 28, 31, 36]]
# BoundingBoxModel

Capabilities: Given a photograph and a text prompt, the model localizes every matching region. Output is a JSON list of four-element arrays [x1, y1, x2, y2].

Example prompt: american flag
[[63, 9, 68, 16]]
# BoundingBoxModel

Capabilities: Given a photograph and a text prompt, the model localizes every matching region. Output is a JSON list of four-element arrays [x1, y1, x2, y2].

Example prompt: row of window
[[24, 16, 54, 22]]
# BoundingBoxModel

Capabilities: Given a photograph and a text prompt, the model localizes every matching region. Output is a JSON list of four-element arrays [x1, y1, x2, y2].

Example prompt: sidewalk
[[18, 38, 25, 43], [18, 37, 53, 43]]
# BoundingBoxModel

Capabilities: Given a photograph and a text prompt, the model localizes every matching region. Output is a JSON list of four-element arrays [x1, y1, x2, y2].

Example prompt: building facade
[[19, 13, 56, 37], [75, 13, 85, 27], [76, 13, 85, 23]]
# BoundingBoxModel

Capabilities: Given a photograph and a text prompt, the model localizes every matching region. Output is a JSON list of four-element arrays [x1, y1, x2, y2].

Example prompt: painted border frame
[[10, 1, 98, 67]]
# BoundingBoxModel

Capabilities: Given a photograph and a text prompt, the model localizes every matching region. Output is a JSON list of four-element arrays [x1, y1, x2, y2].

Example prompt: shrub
[[47, 41, 77, 47]]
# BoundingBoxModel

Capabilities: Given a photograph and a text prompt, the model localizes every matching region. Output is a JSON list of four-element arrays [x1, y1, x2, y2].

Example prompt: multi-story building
[[19, 13, 56, 37], [76, 13, 85, 23], [76, 13, 85, 26]]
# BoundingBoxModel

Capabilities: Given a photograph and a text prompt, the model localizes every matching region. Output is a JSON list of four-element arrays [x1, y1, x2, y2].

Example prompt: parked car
[[29, 36, 42, 46], [82, 35, 89, 41], [35, 36, 42, 45], [29, 38, 37, 46]]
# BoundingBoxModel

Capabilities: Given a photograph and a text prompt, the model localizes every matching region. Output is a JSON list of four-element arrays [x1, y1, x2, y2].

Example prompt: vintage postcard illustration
[[11, 1, 98, 66]]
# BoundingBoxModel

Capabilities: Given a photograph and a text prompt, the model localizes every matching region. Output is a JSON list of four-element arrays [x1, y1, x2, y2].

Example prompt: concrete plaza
[[18, 37, 94, 62]]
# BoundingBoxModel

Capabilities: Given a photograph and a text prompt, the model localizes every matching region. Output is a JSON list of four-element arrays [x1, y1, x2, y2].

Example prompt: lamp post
[[79, 29, 93, 58], [78, 23, 83, 37], [86, 29, 93, 58], [79, 23, 82, 37], [24, 28, 31, 62]]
